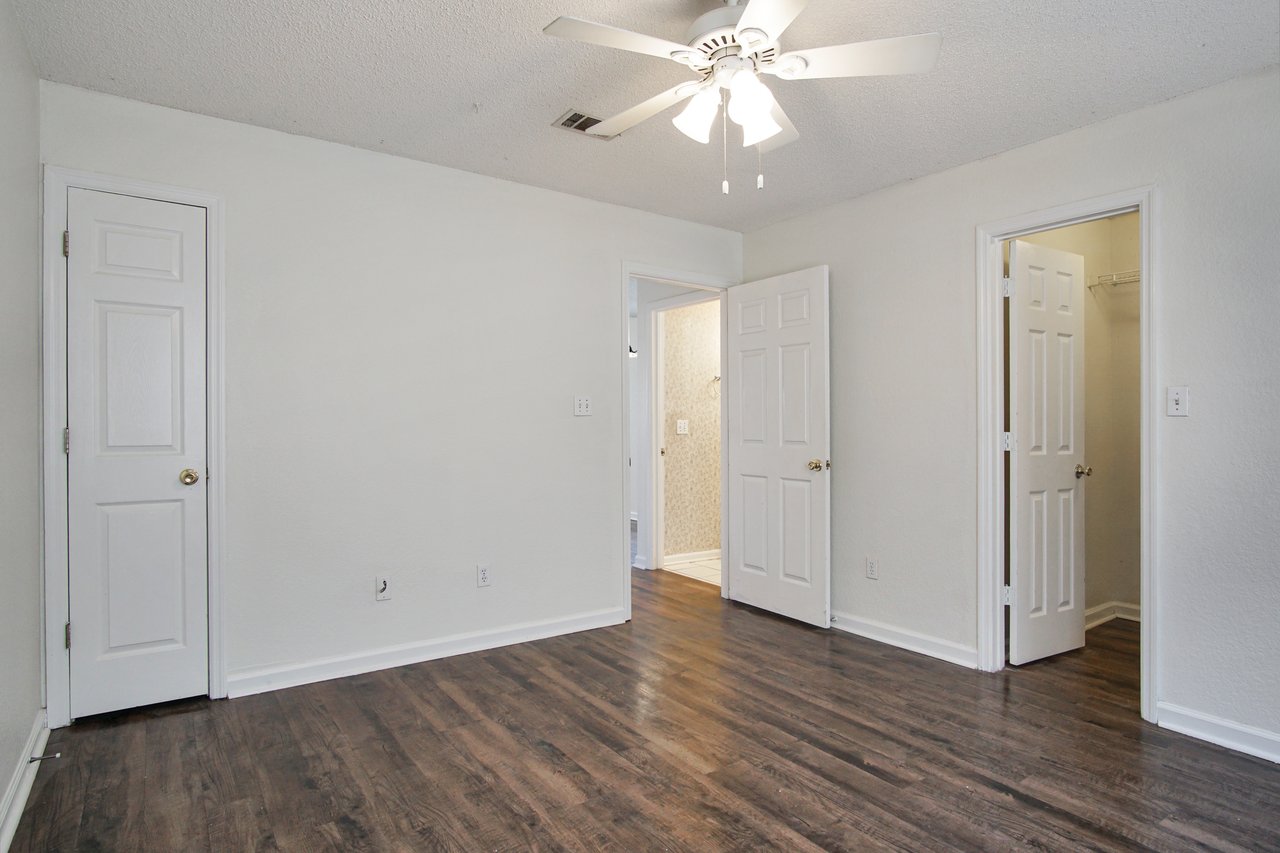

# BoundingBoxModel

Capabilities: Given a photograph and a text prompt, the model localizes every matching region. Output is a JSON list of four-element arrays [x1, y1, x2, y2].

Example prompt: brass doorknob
[[180, 468, 200, 485], [1075, 464, 1093, 479], [808, 459, 824, 471]]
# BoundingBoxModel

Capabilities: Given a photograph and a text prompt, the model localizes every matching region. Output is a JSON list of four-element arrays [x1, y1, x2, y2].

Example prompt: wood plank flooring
[[14, 569, 1280, 851]]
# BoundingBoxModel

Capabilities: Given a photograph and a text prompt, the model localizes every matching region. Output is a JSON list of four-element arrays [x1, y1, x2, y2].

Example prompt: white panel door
[[67, 188, 209, 717], [726, 267, 830, 626], [1009, 240, 1087, 665]]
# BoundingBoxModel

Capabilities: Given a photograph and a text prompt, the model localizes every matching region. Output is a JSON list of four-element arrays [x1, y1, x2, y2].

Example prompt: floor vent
[[554, 110, 611, 138]]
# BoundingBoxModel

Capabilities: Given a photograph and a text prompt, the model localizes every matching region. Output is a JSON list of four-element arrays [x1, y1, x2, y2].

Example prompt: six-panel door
[[726, 267, 831, 627], [1009, 240, 1087, 665], [66, 188, 209, 717]]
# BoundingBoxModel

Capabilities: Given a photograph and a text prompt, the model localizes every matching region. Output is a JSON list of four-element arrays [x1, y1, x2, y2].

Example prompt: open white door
[[1009, 240, 1087, 665], [67, 188, 209, 717], [726, 267, 830, 627]]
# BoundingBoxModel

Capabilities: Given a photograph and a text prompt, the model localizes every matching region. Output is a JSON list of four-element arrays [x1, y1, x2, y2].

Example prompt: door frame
[[975, 186, 1158, 722], [41, 166, 227, 727], [620, 263, 734, 619], [648, 288, 725, 575]]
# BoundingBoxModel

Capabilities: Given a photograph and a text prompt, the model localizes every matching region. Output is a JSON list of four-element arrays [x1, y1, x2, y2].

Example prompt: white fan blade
[[544, 16, 697, 62], [735, 0, 808, 44], [589, 84, 697, 138], [775, 33, 942, 79], [759, 101, 799, 153]]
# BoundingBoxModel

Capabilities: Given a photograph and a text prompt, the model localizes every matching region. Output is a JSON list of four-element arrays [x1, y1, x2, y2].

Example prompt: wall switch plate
[[476, 563, 492, 588], [375, 575, 391, 601], [574, 396, 592, 417], [676, 419, 689, 435], [1167, 386, 1190, 417], [865, 558, 879, 580]]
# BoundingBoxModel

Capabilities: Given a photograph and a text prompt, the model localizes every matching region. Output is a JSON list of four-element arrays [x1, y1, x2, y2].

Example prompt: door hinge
[[64, 622, 71, 650], [1002, 585, 1012, 606], [1001, 276, 1013, 298], [1000, 431, 1014, 452], [62, 231, 70, 258], [63, 427, 70, 454]]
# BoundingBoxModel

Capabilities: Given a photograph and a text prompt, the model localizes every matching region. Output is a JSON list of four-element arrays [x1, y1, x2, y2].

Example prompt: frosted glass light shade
[[727, 70, 774, 126], [741, 112, 782, 146], [727, 70, 782, 145], [672, 89, 720, 143]]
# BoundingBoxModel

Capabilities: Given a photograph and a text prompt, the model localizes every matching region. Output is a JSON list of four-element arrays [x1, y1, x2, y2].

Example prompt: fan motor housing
[[685, 5, 779, 66]]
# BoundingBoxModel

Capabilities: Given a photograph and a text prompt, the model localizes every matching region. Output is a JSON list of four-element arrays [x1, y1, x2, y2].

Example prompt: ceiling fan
[[544, 0, 942, 152]]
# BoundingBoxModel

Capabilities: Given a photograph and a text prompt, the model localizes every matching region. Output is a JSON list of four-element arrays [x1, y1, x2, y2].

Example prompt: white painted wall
[[0, 0, 43, 829], [40, 82, 741, 690], [1022, 214, 1141, 610], [744, 69, 1280, 736]]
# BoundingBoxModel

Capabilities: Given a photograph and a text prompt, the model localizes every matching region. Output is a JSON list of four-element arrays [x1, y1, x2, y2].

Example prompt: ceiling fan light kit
[[672, 88, 721, 143], [544, 0, 942, 191]]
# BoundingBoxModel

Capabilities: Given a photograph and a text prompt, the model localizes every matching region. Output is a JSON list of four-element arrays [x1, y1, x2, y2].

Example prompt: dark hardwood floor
[[14, 570, 1280, 851]]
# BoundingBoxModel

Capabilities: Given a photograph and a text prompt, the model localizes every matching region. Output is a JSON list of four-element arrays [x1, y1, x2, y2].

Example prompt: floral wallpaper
[[663, 300, 721, 556]]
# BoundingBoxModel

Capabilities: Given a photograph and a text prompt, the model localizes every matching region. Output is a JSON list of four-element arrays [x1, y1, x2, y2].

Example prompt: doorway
[[654, 296, 723, 587], [627, 275, 726, 590], [976, 188, 1157, 721], [1005, 212, 1142, 667], [42, 168, 227, 727]]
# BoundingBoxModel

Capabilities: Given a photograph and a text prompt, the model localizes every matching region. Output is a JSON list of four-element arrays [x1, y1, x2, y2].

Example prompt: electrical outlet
[[375, 575, 391, 601], [477, 563, 492, 588], [574, 396, 592, 417], [865, 558, 879, 580], [676, 419, 689, 435]]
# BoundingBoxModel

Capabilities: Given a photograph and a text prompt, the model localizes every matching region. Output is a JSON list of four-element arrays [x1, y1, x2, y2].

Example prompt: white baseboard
[[831, 612, 978, 669], [664, 549, 721, 564], [227, 607, 627, 698], [1157, 702, 1280, 764], [1085, 600, 1141, 630], [633, 554, 650, 570], [1, 711, 48, 853]]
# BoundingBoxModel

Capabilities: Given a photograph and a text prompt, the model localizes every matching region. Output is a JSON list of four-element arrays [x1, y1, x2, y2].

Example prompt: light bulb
[[741, 112, 782, 146], [727, 70, 774, 127], [672, 89, 720, 144]]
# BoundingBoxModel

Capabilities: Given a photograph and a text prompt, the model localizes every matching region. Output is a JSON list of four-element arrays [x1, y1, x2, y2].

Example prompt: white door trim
[[975, 186, 1158, 722], [648, 289, 724, 576], [619, 263, 734, 620], [41, 166, 227, 728]]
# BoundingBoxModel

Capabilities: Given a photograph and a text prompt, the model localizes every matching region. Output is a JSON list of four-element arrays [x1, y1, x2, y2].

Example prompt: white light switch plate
[[676, 419, 689, 435], [574, 396, 592, 417], [1167, 386, 1190, 417]]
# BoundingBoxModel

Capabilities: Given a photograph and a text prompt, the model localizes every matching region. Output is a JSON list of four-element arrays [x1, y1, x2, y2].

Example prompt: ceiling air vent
[[554, 110, 612, 139]]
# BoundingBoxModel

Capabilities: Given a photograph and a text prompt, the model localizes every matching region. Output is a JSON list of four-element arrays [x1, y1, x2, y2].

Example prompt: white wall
[[744, 69, 1280, 737], [40, 82, 741, 691], [0, 0, 44, 833]]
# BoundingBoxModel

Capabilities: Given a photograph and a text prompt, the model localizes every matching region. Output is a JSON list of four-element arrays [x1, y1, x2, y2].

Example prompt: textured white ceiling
[[13, 0, 1279, 232]]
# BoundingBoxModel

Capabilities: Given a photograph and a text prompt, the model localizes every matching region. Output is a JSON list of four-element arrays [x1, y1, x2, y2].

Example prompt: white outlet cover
[[676, 419, 689, 435], [477, 562, 492, 587], [574, 396, 592, 417]]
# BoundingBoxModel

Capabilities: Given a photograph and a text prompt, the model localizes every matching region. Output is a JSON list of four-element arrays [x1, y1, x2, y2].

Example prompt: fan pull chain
[[757, 146, 764, 190], [721, 90, 729, 195]]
